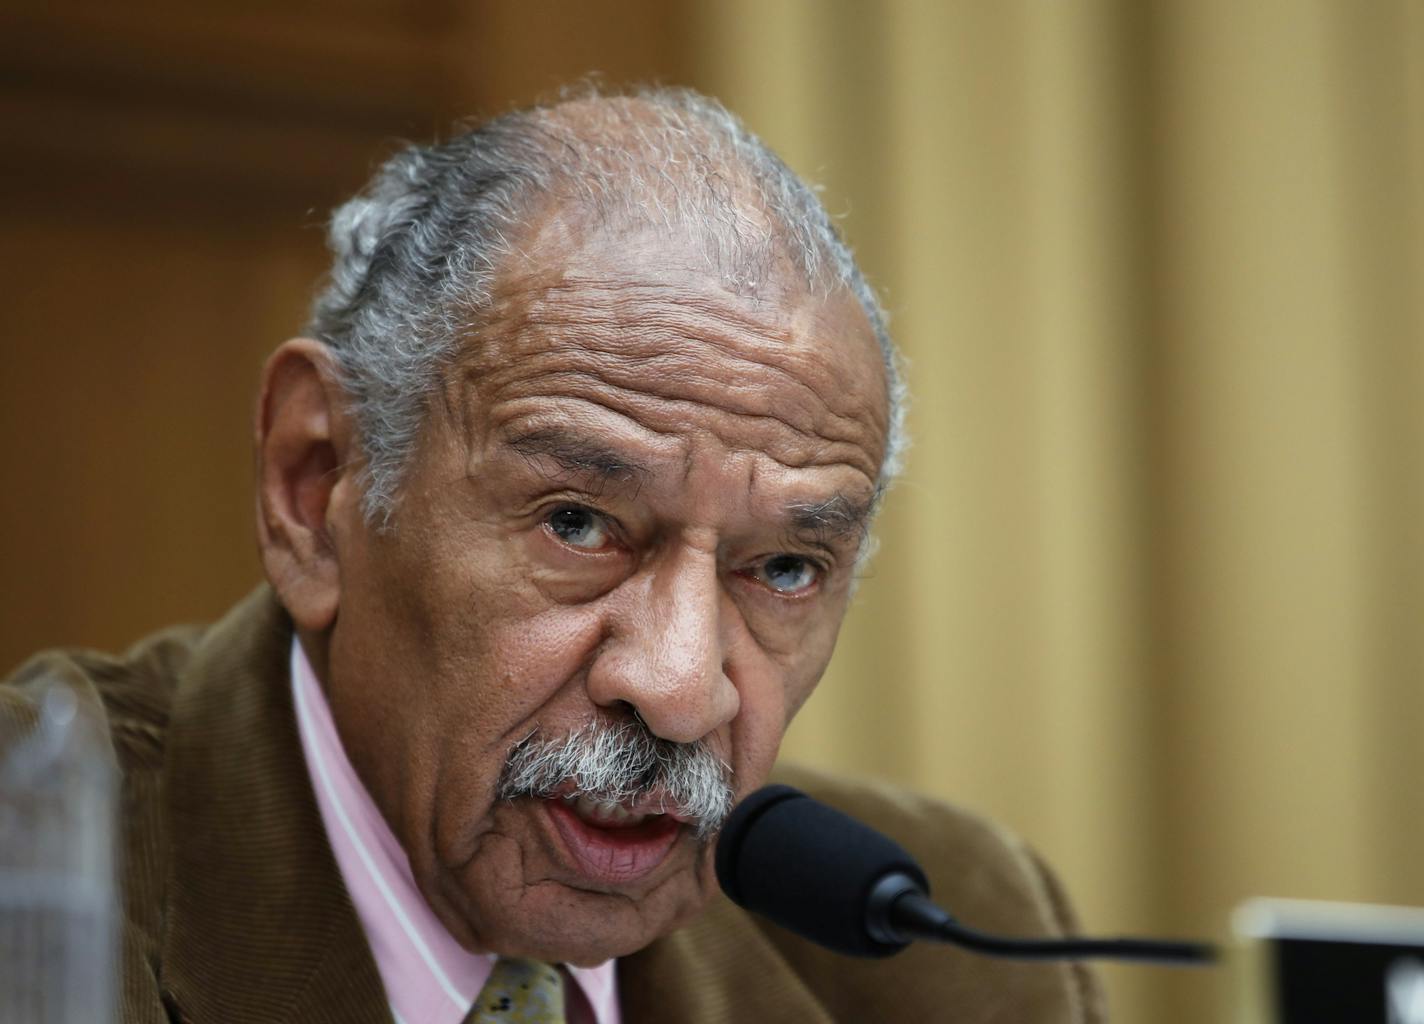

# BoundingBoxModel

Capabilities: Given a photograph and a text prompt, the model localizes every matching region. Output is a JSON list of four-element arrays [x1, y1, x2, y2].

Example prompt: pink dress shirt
[[291, 639, 621, 1024]]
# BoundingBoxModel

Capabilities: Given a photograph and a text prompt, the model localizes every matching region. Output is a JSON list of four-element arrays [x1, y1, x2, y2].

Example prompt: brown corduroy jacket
[[1, 588, 1105, 1022]]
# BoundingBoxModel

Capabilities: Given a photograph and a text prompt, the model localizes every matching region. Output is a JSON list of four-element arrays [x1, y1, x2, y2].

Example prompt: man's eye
[[545, 506, 613, 550], [754, 555, 820, 595]]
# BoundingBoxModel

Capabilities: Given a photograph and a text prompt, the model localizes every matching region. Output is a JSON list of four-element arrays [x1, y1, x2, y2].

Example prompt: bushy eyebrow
[[786, 493, 877, 549], [503, 427, 651, 494]]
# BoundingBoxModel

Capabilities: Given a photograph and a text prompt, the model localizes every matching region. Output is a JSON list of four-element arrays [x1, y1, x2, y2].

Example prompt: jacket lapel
[[158, 588, 390, 1023]]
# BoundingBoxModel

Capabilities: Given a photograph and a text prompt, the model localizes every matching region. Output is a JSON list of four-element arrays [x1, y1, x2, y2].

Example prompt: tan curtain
[[690, 2, 1424, 1019]]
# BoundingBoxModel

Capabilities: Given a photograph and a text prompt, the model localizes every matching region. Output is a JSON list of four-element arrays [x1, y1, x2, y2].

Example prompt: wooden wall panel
[[0, 1, 694, 672]]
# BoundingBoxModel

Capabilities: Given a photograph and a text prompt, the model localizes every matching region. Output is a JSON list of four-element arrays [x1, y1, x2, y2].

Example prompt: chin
[[477, 878, 712, 966]]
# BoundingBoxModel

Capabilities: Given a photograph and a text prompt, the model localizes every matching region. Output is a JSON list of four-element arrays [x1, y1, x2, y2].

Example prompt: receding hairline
[[484, 94, 827, 297]]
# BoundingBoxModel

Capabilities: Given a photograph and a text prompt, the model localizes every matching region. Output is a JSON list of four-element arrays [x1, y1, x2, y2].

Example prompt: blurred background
[[2, 1, 1421, 1019]]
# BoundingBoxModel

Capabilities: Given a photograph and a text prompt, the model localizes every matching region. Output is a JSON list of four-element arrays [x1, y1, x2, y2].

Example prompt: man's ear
[[254, 338, 358, 634]]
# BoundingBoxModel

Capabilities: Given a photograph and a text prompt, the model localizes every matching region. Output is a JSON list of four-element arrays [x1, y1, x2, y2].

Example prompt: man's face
[[320, 213, 890, 965]]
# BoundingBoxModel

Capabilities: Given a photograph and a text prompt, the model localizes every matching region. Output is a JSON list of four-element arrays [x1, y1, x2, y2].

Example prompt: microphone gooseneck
[[715, 785, 1217, 966]]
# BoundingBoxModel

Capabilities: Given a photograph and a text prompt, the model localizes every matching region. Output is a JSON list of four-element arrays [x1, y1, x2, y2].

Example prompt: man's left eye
[[545, 506, 613, 550], [753, 555, 821, 595]]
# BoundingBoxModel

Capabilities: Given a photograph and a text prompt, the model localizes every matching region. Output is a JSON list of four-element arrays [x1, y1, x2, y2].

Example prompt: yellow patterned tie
[[463, 957, 567, 1023]]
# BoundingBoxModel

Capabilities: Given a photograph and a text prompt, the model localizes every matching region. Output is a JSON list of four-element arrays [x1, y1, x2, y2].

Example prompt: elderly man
[[1, 89, 1102, 1022]]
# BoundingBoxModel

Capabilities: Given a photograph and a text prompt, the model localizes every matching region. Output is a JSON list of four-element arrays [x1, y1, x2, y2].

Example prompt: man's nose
[[585, 547, 740, 744]]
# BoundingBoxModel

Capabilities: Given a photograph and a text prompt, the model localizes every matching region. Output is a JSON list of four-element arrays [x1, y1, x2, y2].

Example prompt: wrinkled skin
[[255, 208, 890, 966]]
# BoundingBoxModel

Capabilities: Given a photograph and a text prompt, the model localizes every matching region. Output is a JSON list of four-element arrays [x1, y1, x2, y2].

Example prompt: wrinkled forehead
[[450, 210, 891, 487]]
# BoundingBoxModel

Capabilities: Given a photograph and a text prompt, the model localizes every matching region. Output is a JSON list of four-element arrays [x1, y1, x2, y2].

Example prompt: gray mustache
[[495, 718, 735, 842]]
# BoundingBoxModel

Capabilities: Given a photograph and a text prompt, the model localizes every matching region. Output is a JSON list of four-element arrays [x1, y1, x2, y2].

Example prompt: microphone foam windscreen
[[714, 784, 930, 957]]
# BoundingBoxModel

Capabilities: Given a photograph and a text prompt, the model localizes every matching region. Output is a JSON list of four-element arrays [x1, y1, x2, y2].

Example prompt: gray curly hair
[[306, 86, 906, 526]]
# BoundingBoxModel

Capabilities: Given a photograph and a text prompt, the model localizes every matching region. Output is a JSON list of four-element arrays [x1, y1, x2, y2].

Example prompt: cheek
[[723, 605, 845, 786], [722, 655, 812, 792], [402, 530, 605, 734], [428, 601, 611, 777], [478, 604, 608, 717], [424, 604, 608, 863]]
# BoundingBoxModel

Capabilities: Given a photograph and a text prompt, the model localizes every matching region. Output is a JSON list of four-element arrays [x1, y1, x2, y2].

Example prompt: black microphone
[[715, 784, 1217, 966]]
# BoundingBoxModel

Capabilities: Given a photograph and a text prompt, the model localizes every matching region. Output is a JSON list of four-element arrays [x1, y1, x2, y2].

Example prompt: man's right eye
[[545, 506, 614, 551]]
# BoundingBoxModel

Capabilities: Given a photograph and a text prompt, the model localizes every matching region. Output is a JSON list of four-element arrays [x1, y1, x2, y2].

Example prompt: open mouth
[[542, 793, 686, 886]]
